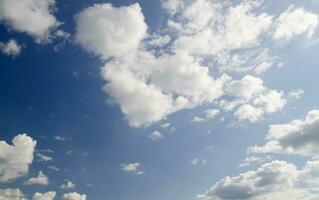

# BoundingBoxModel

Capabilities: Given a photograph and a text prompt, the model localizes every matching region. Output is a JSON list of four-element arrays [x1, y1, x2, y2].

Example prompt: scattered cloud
[[0, 188, 26, 200], [61, 180, 75, 189], [0, 0, 60, 43], [149, 130, 163, 141], [0, 39, 22, 58], [32, 191, 56, 200], [0, 134, 36, 182], [120, 163, 145, 175], [62, 192, 87, 200], [249, 109, 319, 157], [36, 153, 53, 162], [24, 171, 49, 185], [190, 159, 207, 166]]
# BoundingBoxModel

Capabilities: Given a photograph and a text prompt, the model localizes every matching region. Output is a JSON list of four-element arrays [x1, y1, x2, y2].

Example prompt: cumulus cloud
[[62, 192, 86, 200], [0, 39, 21, 58], [196, 160, 300, 200], [0, 0, 60, 43], [0, 134, 36, 182], [24, 171, 49, 185], [75, 3, 147, 60], [120, 162, 145, 175], [32, 191, 56, 200], [0, 188, 26, 200], [74, 0, 313, 127], [61, 180, 75, 189], [273, 6, 318, 40], [249, 109, 319, 157]]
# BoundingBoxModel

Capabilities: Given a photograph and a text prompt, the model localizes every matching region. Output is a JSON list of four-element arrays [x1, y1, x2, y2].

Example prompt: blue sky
[[1, 0, 319, 200]]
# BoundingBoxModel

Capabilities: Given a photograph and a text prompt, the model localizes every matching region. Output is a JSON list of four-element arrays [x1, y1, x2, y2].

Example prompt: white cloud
[[0, 134, 36, 182], [62, 192, 86, 200], [192, 116, 205, 123], [120, 162, 145, 175], [24, 171, 49, 185], [48, 166, 59, 171], [234, 104, 264, 123], [74, 0, 310, 127], [196, 160, 300, 200], [238, 155, 272, 168], [288, 89, 304, 99], [273, 6, 318, 40], [0, 0, 60, 43], [75, 3, 147, 60], [61, 180, 75, 189], [54, 135, 66, 141], [190, 159, 207, 166], [149, 130, 163, 141], [36, 153, 52, 162], [32, 191, 56, 200], [0, 188, 26, 200], [249, 109, 319, 157], [160, 123, 171, 128], [0, 39, 21, 58], [205, 109, 220, 119]]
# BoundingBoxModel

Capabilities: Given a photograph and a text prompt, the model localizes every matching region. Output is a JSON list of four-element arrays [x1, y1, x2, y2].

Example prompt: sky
[[1, 0, 319, 200]]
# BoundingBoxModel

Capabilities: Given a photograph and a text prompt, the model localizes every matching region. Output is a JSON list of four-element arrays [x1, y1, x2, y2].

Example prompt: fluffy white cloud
[[234, 104, 264, 123], [0, 188, 26, 200], [0, 0, 60, 43], [75, 3, 147, 60], [61, 180, 75, 189], [149, 130, 163, 141], [205, 109, 220, 119], [196, 160, 300, 200], [223, 75, 286, 123], [75, 0, 311, 127], [120, 162, 145, 175], [0, 39, 21, 57], [62, 193, 86, 200], [0, 134, 36, 182], [24, 171, 49, 185], [249, 109, 319, 157], [273, 6, 318, 40], [32, 191, 56, 200]]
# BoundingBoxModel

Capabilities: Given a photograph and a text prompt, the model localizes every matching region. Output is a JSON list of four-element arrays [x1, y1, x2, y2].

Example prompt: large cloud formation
[[0, 0, 60, 43], [75, 0, 318, 127], [196, 160, 319, 200], [249, 109, 319, 157], [0, 134, 36, 182]]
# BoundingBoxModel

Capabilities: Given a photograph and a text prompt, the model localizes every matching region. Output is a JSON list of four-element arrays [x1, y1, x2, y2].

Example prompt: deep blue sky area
[[1, 1, 319, 200]]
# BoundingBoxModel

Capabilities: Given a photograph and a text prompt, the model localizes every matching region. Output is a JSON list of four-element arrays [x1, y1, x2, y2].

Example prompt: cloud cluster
[[0, 134, 36, 182], [62, 192, 87, 200], [0, 0, 60, 43], [249, 109, 319, 157], [74, 0, 317, 127], [197, 160, 319, 200]]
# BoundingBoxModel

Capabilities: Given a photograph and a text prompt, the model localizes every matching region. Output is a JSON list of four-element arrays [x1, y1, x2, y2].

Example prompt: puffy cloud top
[[0, 134, 36, 182]]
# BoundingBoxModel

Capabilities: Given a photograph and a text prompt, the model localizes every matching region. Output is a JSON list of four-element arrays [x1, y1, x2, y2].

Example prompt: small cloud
[[61, 180, 75, 189], [48, 166, 60, 171], [24, 171, 49, 185], [190, 158, 207, 166], [288, 89, 304, 99], [120, 163, 145, 175], [205, 109, 220, 119], [160, 123, 170, 128], [54, 135, 66, 141], [0, 39, 22, 58], [191, 116, 205, 123], [36, 153, 53, 162], [149, 130, 163, 141]]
